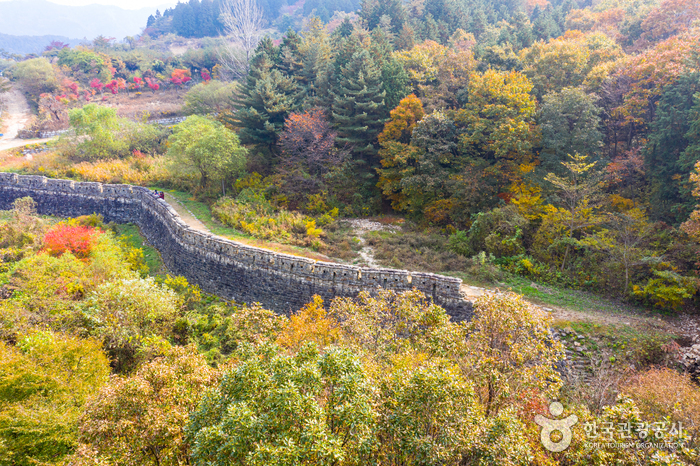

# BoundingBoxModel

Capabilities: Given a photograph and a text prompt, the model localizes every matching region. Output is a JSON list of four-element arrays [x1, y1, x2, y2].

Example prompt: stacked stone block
[[0, 174, 473, 320]]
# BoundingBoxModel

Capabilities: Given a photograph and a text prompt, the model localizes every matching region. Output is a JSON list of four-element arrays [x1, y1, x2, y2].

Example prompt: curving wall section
[[0, 174, 473, 320]]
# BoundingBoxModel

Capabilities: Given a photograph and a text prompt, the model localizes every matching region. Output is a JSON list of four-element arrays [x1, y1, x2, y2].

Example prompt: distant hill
[[0, 33, 85, 55], [0, 0, 173, 41]]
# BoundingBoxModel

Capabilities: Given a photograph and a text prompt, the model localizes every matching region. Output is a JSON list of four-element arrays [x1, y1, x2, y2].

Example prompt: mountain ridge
[[0, 0, 173, 40], [0, 33, 85, 55]]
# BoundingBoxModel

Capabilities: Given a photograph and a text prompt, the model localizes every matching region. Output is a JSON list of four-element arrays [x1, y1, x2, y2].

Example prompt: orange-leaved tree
[[43, 224, 101, 259], [616, 30, 700, 131]]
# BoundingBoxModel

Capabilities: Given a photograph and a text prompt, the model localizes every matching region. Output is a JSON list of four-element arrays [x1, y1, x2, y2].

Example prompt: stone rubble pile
[[679, 344, 700, 379]]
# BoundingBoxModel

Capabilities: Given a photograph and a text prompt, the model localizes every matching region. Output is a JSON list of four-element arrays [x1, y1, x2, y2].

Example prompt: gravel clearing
[[342, 219, 401, 268]]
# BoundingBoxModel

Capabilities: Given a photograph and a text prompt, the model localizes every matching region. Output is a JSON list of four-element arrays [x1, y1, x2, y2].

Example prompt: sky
[[0, 0, 174, 9]]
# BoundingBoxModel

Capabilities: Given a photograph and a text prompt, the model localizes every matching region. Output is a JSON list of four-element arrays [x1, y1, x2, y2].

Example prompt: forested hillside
[[2, 0, 700, 463], [4, 0, 700, 310]]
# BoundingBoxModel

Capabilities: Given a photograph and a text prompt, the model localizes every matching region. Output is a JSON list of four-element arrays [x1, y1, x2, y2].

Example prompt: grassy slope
[[151, 187, 343, 262], [111, 223, 163, 275]]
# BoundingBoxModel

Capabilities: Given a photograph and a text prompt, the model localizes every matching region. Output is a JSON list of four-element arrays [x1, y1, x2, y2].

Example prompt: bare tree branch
[[218, 0, 264, 79]]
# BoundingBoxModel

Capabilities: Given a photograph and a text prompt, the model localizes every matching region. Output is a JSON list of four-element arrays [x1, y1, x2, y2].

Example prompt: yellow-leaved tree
[[376, 94, 425, 211], [454, 69, 538, 190], [463, 292, 565, 417], [537, 153, 603, 271]]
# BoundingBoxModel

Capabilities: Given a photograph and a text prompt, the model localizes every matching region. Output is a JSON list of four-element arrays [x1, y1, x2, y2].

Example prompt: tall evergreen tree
[[300, 17, 333, 106], [331, 49, 388, 163], [227, 39, 303, 154], [278, 29, 306, 87], [334, 18, 354, 38], [360, 0, 406, 34], [645, 72, 700, 223], [381, 57, 410, 110]]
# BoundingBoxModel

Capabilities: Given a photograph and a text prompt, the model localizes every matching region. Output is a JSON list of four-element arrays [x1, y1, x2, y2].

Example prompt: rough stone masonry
[[0, 174, 473, 319]]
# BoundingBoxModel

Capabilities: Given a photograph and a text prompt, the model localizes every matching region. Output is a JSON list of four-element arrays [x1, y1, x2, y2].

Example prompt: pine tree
[[334, 18, 354, 38], [360, 0, 406, 34], [226, 39, 303, 153], [331, 49, 388, 163], [381, 57, 410, 110], [278, 29, 306, 87], [300, 17, 333, 105]]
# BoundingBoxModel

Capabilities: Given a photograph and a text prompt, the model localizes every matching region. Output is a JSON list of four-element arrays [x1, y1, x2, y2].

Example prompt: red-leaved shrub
[[43, 225, 101, 259]]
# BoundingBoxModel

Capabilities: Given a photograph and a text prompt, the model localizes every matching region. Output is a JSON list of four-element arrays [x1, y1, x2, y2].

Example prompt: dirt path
[[1, 87, 30, 140], [0, 87, 52, 153], [162, 193, 210, 233], [343, 219, 400, 268]]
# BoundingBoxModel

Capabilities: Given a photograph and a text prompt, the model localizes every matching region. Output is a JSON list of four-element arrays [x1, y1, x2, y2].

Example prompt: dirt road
[[0, 86, 51, 152]]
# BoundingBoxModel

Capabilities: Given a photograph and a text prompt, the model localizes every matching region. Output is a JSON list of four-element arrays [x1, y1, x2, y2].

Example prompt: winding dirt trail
[[162, 193, 210, 233], [0, 86, 51, 152]]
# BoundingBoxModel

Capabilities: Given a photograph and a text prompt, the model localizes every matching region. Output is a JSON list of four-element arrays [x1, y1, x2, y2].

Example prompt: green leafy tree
[[538, 87, 604, 176], [67, 104, 125, 160], [184, 80, 239, 115], [541, 153, 603, 271], [377, 360, 482, 465], [327, 289, 468, 362], [519, 31, 624, 98], [454, 69, 537, 187], [582, 208, 651, 294], [463, 292, 564, 417], [186, 343, 377, 466], [0, 330, 109, 466], [168, 115, 247, 193], [9, 57, 58, 97], [63, 104, 167, 161], [81, 277, 180, 372], [401, 111, 462, 218]]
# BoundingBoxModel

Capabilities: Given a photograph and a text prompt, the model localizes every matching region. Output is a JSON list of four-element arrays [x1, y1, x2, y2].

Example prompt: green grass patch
[[112, 223, 163, 275]]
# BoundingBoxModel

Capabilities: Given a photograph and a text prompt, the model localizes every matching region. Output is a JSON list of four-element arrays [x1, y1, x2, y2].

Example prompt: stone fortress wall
[[0, 174, 473, 319]]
